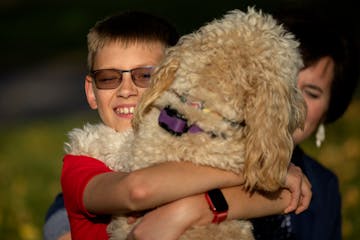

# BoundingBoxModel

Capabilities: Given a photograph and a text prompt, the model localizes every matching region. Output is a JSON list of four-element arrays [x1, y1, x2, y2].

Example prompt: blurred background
[[0, 0, 359, 239]]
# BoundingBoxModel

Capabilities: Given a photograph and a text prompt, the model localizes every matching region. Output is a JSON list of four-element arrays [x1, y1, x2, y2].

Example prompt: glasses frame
[[89, 66, 155, 89]]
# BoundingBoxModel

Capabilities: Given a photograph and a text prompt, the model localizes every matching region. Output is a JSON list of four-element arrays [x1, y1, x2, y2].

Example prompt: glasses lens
[[93, 69, 121, 89], [132, 67, 154, 88]]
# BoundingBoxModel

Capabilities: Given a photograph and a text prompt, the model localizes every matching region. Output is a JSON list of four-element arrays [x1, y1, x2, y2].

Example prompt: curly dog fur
[[66, 7, 306, 239], [134, 7, 306, 191]]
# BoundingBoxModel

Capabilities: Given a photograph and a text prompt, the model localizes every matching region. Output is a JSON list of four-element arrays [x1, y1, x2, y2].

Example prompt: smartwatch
[[205, 188, 229, 224]]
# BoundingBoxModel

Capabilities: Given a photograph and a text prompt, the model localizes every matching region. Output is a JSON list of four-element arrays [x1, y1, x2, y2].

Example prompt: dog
[[66, 7, 306, 239]]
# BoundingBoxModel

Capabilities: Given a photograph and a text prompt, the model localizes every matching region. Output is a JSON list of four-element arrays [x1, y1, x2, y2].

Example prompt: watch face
[[208, 189, 229, 212]]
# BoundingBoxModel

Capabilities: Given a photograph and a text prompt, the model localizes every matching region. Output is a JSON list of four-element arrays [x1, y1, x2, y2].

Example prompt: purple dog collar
[[187, 124, 203, 133], [158, 106, 203, 136]]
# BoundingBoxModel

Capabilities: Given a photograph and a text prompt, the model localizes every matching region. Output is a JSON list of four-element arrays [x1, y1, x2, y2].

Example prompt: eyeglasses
[[90, 66, 154, 89]]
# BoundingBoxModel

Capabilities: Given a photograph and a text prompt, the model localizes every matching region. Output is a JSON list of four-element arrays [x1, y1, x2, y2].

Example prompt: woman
[[251, 9, 359, 240]]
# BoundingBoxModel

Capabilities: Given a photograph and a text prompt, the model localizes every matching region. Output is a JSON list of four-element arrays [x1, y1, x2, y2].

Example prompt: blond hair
[[86, 10, 178, 70]]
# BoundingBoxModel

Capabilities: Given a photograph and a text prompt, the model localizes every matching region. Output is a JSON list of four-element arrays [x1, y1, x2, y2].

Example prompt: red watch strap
[[212, 211, 228, 223], [205, 191, 228, 224]]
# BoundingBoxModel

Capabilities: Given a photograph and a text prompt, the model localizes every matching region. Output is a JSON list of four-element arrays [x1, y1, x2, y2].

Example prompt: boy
[[48, 10, 311, 240], [61, 10, 179, 239]]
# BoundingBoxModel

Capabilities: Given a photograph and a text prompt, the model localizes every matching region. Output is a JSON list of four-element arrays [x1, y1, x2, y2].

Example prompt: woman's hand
[[283, 163, 312, 214]]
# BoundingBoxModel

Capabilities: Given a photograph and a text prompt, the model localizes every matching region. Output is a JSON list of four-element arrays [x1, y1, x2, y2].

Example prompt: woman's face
[[293, 56, 334, 144]]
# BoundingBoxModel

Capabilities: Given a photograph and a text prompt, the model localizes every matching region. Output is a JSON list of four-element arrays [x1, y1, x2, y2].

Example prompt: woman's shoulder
[[303, 152, 338, 181], [293, 146, 339, 187]]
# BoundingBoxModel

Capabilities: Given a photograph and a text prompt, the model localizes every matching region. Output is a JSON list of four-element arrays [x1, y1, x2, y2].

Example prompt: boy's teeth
[[116, 107, 135, 114]]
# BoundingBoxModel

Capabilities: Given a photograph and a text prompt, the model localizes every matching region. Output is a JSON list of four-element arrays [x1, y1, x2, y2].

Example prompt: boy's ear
[[85, 75, 98, 109]]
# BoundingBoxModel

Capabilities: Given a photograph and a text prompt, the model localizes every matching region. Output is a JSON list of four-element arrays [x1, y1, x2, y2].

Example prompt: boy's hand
[[283, 163, 312, 214], [126, 195, 207, 240], [127, 211, 146, 224]]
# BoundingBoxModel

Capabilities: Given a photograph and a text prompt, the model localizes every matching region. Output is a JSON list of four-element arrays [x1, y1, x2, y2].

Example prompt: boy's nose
[[116, 73, 138, 97]]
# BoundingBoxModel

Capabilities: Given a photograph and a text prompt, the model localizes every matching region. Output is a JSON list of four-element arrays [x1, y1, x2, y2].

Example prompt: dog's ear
[[289, 87, 307, 134], [132, 54, 180, 130], [242, 82, 306, 192]]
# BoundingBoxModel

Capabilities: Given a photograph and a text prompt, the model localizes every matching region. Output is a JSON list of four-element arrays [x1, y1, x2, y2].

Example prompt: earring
[[315, 123, 326, 148]]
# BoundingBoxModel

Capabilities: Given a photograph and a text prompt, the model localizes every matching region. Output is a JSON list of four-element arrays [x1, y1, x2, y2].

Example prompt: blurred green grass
[[0, 112, 98, 240], [0, 100, 359, 240]]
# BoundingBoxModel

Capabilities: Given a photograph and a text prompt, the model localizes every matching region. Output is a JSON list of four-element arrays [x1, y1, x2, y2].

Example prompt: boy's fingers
[[284, 198, 295, 213], [283, 179, 301, 214], [127, 216, 137, 224], [295, 177, 312, 214], [294, 176, 312, 214], [284, 163, 313, 214]]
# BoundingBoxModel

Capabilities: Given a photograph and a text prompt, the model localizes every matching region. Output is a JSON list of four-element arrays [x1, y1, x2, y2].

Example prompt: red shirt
[[61, 154, 113, 240]]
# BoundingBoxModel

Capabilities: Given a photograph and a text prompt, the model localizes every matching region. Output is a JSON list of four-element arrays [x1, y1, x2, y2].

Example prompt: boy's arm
[[84, 161, 310, 216], [128, 187, 292, 240], [127, 164, 311, 240], [84, 161, 245, 214]]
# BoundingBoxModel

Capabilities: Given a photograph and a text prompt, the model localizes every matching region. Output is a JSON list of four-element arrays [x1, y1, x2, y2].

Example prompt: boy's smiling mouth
[[114, 106, 135, 115]]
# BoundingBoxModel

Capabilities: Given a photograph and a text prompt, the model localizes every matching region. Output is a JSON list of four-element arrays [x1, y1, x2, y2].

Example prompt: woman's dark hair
[[274, 10, 359, 123]]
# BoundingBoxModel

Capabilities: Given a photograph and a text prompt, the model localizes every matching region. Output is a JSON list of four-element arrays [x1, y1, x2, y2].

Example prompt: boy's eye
[[98, 77, 118, 82], [132, 69, 152, 81], [138, 73, 151, 80], [95, 71, 120, 83]]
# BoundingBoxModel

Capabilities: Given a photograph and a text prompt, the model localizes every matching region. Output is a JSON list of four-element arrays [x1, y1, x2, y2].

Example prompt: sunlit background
[[0, 0, 359, 239]]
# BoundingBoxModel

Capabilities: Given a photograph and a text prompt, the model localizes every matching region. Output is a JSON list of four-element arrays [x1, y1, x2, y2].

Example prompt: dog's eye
[[226, 119, 246, 128]]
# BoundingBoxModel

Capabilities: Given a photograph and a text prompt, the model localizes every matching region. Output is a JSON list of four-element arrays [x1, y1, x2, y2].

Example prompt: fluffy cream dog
[[66, 7, 306, 240]]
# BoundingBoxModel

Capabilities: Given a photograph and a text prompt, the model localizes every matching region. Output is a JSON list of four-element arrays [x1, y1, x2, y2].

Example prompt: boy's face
[[85, 41, 165, 132]]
